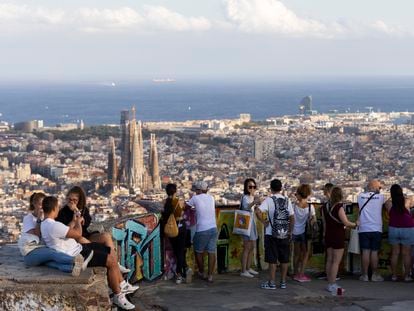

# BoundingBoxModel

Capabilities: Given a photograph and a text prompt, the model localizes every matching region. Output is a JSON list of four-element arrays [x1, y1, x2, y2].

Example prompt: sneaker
[[293, 274, 301, 282], [240, 271, 254, 278], [113, 293, 135, 310], [120, 280, 139, 294], [207, 275, 214, 283], [279, 281, 287, 289], [176, 276, 183, 284], [261, 281, 276, 290], [248, 268, 259, 275], [72, 254, 84, 277], [404, 276, 413, 282], [82, 249, 94, 271], [119, 263, 131, 274], [185, 268, 193, 283], [371, 273, 384, 282], [326, 283, 338, 293], [359, 274, 369, 282], [391, 275, 398, 282], [298, 274, 311, 282]]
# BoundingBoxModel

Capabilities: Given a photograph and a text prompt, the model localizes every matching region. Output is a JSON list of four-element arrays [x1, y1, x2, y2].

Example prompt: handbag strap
[[326, 202, 342, 224], [359, 192, 377, 215]]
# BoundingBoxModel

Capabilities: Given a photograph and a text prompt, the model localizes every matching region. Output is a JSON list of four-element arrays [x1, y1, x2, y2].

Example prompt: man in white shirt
[[357, 180, 386, 282], [255, 179, 294, 290], [41, 196, 136, 310], [186, 181, 217, 282]]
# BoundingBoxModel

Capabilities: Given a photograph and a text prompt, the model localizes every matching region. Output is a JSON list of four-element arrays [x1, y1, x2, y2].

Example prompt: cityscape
[[1, 96, 414, 244]]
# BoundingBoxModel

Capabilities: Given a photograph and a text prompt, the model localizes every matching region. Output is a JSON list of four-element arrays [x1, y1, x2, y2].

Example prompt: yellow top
[[171, 197, 184, 220]]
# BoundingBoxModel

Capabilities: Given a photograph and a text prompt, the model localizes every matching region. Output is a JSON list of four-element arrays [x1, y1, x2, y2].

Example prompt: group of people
[[162, 177, 414, 295], [19, 186, 138, 310]]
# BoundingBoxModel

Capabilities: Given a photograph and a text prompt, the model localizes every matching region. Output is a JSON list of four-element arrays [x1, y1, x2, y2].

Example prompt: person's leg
[[390, 244, 400, 278], [89, 232, 115, 251], [330, 249, 344, 284], [269, 263, 277, 283], [170, 236, 180, 276], [106, 252, 122, 294], [246, 241, 254, 271], [195, 252, 204, 275], [370, 251, 379, 274], [24, 247, 74, 272], [241, 239, 250, 273], [361, 249, 370, 277], [402, 245, 412, 279], [175, 226, 187, 277], [208, 252, 216, 277], [326, 248, 334, 284], [293, 242, 301, 276], [300, 242, 310, 276], [371, 232, 383, 278]]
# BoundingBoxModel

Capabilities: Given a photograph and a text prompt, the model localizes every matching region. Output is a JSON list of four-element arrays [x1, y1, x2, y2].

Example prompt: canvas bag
[[348, 192, 377, 254], [164, 201, 179, 238], [233, 210, 252, 236], [305, 204, 319, 242]]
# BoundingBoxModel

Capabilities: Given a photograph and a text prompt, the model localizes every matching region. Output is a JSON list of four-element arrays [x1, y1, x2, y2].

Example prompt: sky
[[1, 0, 414, 81]]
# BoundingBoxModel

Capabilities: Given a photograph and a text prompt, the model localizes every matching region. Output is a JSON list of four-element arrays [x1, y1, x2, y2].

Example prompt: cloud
[[0, 3, 211, 34], [223, 0, 329, 37], [223, 0, 411, 39]]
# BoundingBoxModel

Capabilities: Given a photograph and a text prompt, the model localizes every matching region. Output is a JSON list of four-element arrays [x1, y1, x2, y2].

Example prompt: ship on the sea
[[152, 78, 176, 83]]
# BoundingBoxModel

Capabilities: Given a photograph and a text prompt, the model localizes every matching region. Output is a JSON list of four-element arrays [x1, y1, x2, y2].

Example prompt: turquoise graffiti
[[112, 213, 162, 282]]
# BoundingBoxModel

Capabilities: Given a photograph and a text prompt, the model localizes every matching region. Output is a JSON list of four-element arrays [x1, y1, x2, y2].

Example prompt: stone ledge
[[0, 245, 111, 311]]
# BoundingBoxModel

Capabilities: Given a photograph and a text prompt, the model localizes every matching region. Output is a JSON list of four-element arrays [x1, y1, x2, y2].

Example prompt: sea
[[1, 77, 414, 125]]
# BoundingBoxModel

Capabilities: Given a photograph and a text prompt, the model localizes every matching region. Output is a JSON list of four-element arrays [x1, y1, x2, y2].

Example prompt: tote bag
[[233, 210, 252, 236], [348, 228, 360, 254]]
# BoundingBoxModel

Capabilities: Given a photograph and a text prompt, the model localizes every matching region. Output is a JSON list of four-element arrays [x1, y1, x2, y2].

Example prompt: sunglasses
[[248, 185, 256, 189]]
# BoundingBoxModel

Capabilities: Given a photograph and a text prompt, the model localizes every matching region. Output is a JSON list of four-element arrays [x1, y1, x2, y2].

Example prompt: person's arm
[[26, 222, 41, 237], [384, 198, 392, 213], [338, 207, 357, 228], [288, 215, 295, 238], [65, 216, 83, 239], [255, 201, 269, 226]]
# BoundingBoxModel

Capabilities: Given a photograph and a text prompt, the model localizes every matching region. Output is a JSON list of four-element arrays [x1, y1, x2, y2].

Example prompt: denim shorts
[[193, 228, 218, 253], [359, 231, 382, 251], [388, 227, 414, 246], [292, 233, 307, 244]]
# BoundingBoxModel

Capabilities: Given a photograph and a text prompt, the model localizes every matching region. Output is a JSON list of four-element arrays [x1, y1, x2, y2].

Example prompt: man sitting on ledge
[[40, 196, 137, 310]]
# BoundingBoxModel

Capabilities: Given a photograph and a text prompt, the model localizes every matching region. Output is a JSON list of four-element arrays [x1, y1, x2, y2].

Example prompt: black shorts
[[81, 242, 111, 267], [264, 235, 290, 264]]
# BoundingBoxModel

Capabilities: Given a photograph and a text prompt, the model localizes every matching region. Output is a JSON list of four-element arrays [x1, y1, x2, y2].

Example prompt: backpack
[[268, 196, 290, 239]]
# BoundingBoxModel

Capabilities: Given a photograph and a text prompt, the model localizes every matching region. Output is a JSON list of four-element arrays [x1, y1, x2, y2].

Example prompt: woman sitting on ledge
[[18, 192, 90, 276], [56, 186, 130, 273]]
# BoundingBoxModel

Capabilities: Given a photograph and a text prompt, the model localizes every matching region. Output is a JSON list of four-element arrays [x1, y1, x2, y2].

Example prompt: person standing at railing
[[322, 186, 357, 294], [292, 184, 316, 282], [186, 181, 217, 283], [385, 184, 414, 281], [239, 178, 261, 278]]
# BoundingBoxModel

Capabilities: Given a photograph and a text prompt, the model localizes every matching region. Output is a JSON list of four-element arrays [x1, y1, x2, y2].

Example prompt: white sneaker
[[82, 250, 94, 271], [240, 271, 254, 278], [72, 254, 84, 277], [113, 293, 135, 310], [120, 280, 139, 294], [359, 274, 369, 282], [119, 263, 131, 273], [248, 268, 259, 275], [371, 273, 384, 282]]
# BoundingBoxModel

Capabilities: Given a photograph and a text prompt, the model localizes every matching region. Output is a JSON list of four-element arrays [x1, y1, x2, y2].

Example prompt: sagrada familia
[[107, 107, 161, 193]]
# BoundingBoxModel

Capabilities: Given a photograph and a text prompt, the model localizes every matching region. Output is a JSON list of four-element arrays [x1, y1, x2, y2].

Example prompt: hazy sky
[[1, 0, 414, 81]]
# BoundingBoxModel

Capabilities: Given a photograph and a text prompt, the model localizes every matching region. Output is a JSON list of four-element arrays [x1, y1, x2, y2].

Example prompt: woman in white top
[[18, 192, 84, 276], [240, 178, 261, 278], [292, 184, 316, 282]]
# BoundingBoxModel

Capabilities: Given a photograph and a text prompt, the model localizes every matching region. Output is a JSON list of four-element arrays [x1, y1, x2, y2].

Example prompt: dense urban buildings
[[1, 109, 414, 244]]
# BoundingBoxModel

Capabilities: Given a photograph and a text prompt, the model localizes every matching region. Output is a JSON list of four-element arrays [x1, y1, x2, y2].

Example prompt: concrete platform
[[131, 272, 414, 311], [0, 245, 111, 311]]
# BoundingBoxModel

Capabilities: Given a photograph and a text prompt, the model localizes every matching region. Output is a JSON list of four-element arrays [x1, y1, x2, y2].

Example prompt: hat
[[194, 181, 208, 191]]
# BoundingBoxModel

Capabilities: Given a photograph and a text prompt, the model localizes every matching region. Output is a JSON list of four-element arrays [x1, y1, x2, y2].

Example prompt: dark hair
[[324, 183, 334, 194], [270, 179, 282, 192], [29, 192, 46, 211], [67, 186, 86, 210], [390, 184, 405, 214], [296, 184, 311, 199], [330, 186, 343, 206], [243, 178, 257, 195], [42, 196, 58, 214], [165, 183, 177, 197]]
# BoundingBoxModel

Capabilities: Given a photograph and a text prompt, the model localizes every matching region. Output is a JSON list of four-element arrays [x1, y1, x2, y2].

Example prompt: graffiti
[[112, 213, 162, 282]]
